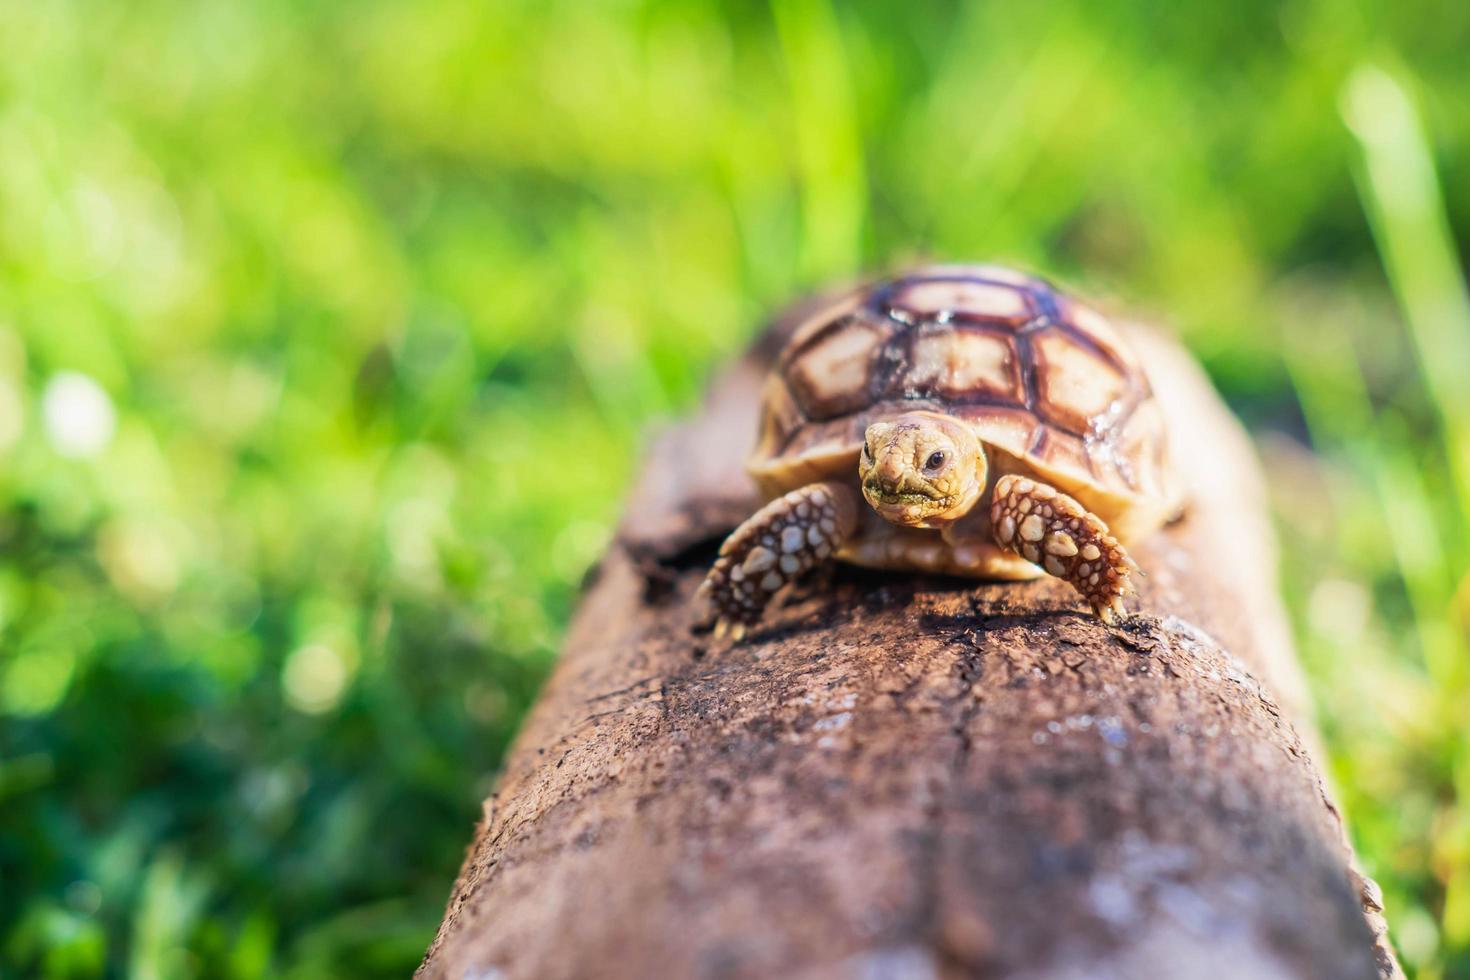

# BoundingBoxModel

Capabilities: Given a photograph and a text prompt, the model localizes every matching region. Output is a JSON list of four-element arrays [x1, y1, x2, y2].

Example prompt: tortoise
[[697, 264, 1182, 639]]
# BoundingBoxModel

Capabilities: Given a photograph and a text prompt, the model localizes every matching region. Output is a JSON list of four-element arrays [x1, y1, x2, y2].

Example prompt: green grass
[[1, 0, 1468, 976]]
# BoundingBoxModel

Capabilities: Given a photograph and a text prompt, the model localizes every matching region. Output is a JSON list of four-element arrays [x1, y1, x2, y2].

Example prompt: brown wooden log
[[418, 309, 1400, 980]]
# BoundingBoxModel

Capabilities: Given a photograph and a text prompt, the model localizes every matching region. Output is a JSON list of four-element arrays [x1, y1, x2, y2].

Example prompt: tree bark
[[418, 311, 1399, 980]]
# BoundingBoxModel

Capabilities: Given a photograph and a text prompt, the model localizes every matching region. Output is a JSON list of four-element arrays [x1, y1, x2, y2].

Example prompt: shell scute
[[897, 326, 1022, 403], [1031, 326, 1130, 435], [1058, 296, 1141, 371], [781, 317, 895, 421], [883, 277, 1034, 327]]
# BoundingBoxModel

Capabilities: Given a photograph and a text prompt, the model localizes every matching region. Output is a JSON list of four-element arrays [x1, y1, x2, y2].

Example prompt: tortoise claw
[[1095, 597, 1128, 624], [709, 618, 749, 644]]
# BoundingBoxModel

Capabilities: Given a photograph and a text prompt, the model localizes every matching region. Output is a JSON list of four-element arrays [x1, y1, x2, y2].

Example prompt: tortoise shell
[[749, 265, 1176, 537]]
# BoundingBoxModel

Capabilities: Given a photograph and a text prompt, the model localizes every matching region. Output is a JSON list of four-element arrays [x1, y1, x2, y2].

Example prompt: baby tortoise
[[697, 264, 1182, 639]]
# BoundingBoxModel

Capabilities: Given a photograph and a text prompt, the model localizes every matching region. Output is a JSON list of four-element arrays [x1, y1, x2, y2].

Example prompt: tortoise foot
[[990, 474, 1138, 622], [696, 480, 859, 640]]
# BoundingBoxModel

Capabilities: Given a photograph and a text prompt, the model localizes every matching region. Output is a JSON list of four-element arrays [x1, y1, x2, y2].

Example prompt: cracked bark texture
[[418, 309, 1399, 980]]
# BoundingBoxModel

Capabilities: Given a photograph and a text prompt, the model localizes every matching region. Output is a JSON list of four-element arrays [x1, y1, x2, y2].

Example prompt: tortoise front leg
[[990, 475, 1138, 623], [697, 480, 860, 640]]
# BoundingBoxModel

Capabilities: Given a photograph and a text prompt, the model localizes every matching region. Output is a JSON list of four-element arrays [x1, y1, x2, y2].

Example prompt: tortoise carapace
[[697, 264, 1182, 639]]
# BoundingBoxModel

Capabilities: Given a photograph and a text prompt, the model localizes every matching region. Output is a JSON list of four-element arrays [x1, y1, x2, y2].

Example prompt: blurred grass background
[[0, 0, 1467, 976]]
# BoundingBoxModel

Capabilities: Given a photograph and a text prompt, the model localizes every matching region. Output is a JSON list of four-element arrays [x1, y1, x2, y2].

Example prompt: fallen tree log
[[419, 307, 1399, 980]]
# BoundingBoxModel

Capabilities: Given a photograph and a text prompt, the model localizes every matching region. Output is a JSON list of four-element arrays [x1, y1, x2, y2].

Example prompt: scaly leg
[[990, 474, 1138, 623], [696, 480, 860, 640]]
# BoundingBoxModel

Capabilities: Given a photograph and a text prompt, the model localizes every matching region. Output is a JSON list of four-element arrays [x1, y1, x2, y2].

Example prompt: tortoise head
[[859, 412, 986, 527]]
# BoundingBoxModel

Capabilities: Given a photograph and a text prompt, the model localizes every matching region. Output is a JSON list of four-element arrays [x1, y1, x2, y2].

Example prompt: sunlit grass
[[1337, 63, 1470, 970], [0, 1, 1467, 976]]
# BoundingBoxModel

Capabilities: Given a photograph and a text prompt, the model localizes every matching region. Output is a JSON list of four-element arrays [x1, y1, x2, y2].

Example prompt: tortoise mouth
[[861, 481, 957, 524], [865, 487, 952, 507]]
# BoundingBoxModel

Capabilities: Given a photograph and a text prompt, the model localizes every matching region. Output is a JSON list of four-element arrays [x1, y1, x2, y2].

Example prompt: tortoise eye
[[925, 451, 946, 471], [862, 442, 873, 462]]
